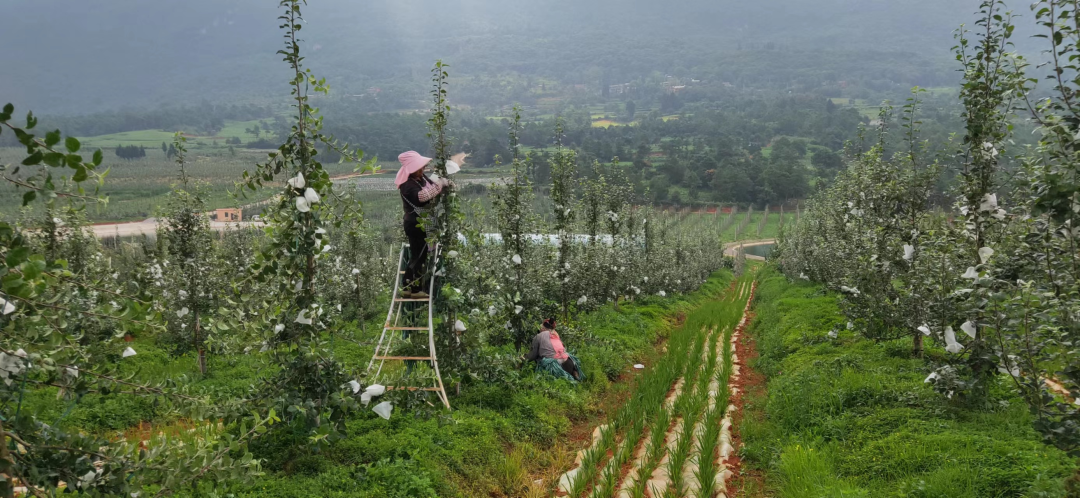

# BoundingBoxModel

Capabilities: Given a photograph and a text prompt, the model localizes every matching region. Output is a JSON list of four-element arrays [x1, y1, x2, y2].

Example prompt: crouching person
[[524, 318, 584, 382]]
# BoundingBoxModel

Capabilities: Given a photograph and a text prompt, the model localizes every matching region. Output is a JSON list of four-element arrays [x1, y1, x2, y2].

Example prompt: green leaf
[[0, 103, 12, 121], [44, 130, 61, 148], [42, 153, 64, 167], [5, 246, 29, 267], [65, 136, 81, 153], [92, 149, 103, 166], [21, 151, 43, 166], [13, 128, 32, 146], [66, 154, 83, 167], [72, 166, 88, 183], [21, 191, 36, 206], [21, 261, 42, 280]]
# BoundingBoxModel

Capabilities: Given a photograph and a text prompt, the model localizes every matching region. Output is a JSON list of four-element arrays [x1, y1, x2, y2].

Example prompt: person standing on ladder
[[395, 151, 465, 298]]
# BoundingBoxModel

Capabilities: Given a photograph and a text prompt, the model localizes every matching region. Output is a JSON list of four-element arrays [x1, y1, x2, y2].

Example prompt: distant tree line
[[314, 90, 876, 206], [115, 144, 147, 160]]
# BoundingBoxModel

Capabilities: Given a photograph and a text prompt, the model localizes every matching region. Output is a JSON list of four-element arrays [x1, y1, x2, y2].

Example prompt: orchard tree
[[491, 106, 541, 350], [238, 0, 372, 447], [550, 118, 578, 320], [425, 59, 475, 376], [0, 105, 265, 496], [778, 0, 1080, 465], [158, 133, 217, 374]]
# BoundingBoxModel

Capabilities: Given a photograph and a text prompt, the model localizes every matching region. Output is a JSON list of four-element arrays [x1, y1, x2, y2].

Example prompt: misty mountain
[[1, 0, 1005, 115]]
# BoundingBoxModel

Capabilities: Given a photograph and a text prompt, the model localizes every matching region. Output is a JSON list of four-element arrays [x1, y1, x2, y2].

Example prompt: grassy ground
[[76, 119, 265, 148], [76, 129, 178, 148], [519, 145, 558, 154], [740, 266, 1076, 497], [217, 119, 265, 141]]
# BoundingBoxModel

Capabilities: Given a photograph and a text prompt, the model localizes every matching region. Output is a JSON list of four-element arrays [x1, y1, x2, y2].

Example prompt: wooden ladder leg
[[371, 244, 411, 380], [430, 336, 450, 409], [428, 244, 451, 409], [368, 244, 408, 374]]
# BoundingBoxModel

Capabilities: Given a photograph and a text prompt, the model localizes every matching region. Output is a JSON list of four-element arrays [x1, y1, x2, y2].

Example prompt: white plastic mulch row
[[636, 326, 718, 498], [615, 376, 685, 497], [710, 280, 755, 496]]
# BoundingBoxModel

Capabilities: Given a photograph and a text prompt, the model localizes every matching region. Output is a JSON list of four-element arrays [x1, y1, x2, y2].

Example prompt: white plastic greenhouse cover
[[456, 233, 641, 247]]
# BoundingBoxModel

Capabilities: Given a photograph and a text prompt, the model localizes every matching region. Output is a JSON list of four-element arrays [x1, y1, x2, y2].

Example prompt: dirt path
[[724, 302, 768, 497], [556, 279, 757, 498]]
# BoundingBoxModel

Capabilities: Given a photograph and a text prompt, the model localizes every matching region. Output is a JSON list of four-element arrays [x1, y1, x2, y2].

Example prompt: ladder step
[[375, 356, 434, 361], [384, 326, 429, 331], [394, 298, 431, 302], [385, 386, 442, 392]]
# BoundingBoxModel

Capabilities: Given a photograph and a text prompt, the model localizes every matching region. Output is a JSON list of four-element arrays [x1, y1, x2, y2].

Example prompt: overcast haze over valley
[[3, 0, 1003, 114]]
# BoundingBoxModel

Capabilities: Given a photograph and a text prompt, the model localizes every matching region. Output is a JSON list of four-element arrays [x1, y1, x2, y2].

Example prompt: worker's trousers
[[403, 220, 429, 292]]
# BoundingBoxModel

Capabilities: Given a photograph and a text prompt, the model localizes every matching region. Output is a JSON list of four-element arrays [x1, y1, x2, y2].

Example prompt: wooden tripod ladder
[[366, 243, 450, 409]]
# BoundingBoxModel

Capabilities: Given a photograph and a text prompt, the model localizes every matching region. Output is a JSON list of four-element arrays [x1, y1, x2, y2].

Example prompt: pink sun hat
[[395, 151, 432, 187]]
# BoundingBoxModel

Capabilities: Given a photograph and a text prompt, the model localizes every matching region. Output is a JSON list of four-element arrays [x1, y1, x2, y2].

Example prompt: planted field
[[557, 275, 757, 498], [0, 147, 399, 222], [0, 147, 276, 221], [592, 119, 630, 128], [76, 119, 267, 148], [711, 209, 785, 242]]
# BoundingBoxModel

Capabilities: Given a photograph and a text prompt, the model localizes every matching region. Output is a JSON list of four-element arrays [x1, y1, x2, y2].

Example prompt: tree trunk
[[0, 419, 14, 498], [195, 312, 207, 375], [912, 332, 923, 358], [356, 275, 365, 334]]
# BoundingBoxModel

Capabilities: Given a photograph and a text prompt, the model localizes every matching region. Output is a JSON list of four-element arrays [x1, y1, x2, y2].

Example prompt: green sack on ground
[[536, 354, 585, 383]]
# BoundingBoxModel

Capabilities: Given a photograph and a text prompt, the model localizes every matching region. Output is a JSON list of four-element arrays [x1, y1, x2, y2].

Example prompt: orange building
[[215, 208, 242, 222]]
